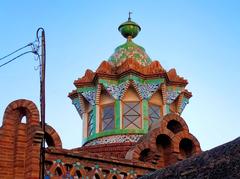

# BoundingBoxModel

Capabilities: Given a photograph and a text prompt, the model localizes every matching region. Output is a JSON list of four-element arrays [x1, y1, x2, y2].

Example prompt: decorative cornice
[[74, 69, 95, 87], [68, 90, 78, 100], [72, 59, 188, 88], [166, 68, 188, 85], [182, 89, 192, 98]]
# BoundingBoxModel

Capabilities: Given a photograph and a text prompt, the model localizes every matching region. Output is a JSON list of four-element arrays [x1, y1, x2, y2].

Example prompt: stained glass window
[[101, 104, 115, 131], [87, 110, 94, 136], [123, 102, 141, 129], [148, 104, 161, 128]]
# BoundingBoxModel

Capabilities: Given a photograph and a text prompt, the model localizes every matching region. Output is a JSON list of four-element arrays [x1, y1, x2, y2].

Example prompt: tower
[[68, 15, 200, 165]]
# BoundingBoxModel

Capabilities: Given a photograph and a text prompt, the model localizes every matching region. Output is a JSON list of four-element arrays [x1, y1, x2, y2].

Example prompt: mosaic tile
[[81, 90, 96, 105], [166, 90, 181, 104], [109, 40, 151, 67], [85, 134, 143, 146], [72, 98, 83, 117], [104, 81, 128, 99], [179, 98, 189, 114], [133, 80, 161, 99]]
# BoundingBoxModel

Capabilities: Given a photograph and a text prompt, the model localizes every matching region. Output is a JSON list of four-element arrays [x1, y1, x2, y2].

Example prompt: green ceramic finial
[[118, 12, 141, 40]]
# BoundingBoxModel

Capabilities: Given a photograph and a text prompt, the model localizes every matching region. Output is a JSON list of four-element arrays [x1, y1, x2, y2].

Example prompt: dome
[[108, 40, 152, 67], [108, 14, 152, 67]]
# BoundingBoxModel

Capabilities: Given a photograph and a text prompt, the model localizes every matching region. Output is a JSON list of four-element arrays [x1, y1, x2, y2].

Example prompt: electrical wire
[[0, 43, 33, 61], [0, 38, 41, 69], [0, 51, 34, 68]]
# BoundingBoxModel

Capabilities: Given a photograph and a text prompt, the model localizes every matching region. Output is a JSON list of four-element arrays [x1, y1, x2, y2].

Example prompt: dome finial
[[118, 13, 141, 40]]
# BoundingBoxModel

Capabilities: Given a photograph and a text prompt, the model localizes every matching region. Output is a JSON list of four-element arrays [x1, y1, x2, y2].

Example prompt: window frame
[[100, 103, 115, 131], [122, 100, 142, 129], [148, 102, 161, 127]]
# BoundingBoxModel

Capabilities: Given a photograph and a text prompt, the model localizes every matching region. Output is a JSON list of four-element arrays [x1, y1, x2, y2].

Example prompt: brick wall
[[0, 99, 43, 179]]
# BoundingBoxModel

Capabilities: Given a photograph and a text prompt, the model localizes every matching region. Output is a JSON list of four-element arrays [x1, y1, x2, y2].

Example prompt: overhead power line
[[0, 40, 40, 69], [0, 51, 33, 68], [0, 43, 33, 61]]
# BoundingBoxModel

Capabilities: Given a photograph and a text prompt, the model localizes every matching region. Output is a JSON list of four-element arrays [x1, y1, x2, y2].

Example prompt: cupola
[[68, 15, 192, 146]]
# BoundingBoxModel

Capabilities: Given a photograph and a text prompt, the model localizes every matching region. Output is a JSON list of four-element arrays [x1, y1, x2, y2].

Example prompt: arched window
[[122, 86, 141, 129]]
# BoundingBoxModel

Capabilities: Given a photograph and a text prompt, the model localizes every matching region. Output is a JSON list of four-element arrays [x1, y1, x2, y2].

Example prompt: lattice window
[[87, 110, 94, 136], [101, 104, 115, 131], [149, 104, 161, 127], [123, 102, 141, 129]]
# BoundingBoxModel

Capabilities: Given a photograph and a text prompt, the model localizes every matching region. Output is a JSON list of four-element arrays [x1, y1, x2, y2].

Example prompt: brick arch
[[88, 169, 105, 179], [149, 128, 201, 160], [2, 99, 40, 126], [45, 124, 62, 149], [159, 113, 189, 133], [49, 161, 66, 177], [106, 173, 122, 179], [149, 127, 180, 166], [125, 113, 201, 168], [126, 174, 137, 179], [0, 99, 42, 179], [70, 167, 87, 178], [138, 148, 151, 162], [125, 139, 150, 160], [172, 131, 201, 154], [125, 125, 185, 162], [148, 127, 175, 148], [125, 126, 176, 161]]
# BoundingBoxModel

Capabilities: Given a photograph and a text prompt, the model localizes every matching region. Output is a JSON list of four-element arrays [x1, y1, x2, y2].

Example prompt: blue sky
[[0, 1, 240, 150]]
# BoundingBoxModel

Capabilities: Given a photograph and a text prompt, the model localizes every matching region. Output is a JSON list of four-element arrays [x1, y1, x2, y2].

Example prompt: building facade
[[0, 17, 201, 179]]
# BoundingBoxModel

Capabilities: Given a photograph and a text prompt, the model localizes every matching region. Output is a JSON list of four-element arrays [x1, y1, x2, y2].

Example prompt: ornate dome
[[108, 40, 151, 67], [109, 15, 152, 67]]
